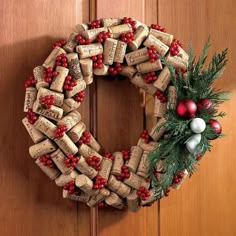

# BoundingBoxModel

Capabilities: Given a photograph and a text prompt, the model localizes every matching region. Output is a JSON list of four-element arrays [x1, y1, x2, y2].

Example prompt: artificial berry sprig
[[136, 186, 150, 201], [93, 175, 108, 189], [196, 153, 202, 161], [92, 54, 103, 69], [64, 180, 79, 195], [121, 149, 130, 161], [39, 154, 55, 168], [103, 152, 114, 160], [97, 31, 111, 43], [108, 63, 123, 76], [155, 90, 167, 103], [26, 109, 38, 124], [120, 32, 134, 43], [63, 75, 77, 91], [54, 125, 68, 139], [148, 45, 160, 63], [86, 156, 101, 171], [90, 19, 101, 29], [164, 188, 171, 197], [74, 90, 86, 103], [98, 201, 109, 209], [144, 71, 158, 84], [56, 53, 68, 68], [52, 39, 66, 49], [76, 34, 91, 45], [151, 24, 166, 32], [116, 165, 130, 181], [140, 129, 151, 144], [78, 131, 91, 145], [170, 39, 183, 56], [64, 154, 80, 168], [175, 68, 187, 79], [172, 170, 184, 184], [40, 95, 55, 109], [43, 67, 58, 83], [123, 17, 136, 30], [24, 76, 37, 88]]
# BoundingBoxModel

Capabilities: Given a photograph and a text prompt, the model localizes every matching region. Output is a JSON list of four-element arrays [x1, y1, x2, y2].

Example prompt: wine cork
[[37, 87, 64, 107], [119, 65, 136, 78], [54, 134, 78, 156], [153, 66, 171, 92], [82, 27, 108, 42], [172, 169, 188, 190], [80, 58, 93, 84], [129, 25, 149, 51], [98, 158, 113, 180], [178, 47, 189, 62], [33, 100, 63, 121], [35, 158, 60, 180], [111, 151, 124, 176], [155, 160, 164, 181], [88, 189, 110, 207], [167, 86, 177, 109], [57, 110, 81, 131], [141, 189, 156, 206], [83, 74, 93, 85], [114, 40, 127, 63], [51, 149, 73, 174], [62, 98, 81, 113], [29, 139, 57, 159], [149, 118, 167, 141], [24, 87, 37, 112], [125, 47, 149, 66], [93, 64, 109, 76], [55, 170, 79, 187], [108, 23, 132, 38], [166, 53, 188, 70], [66, 53, 83, 80], [75, 156, 98, 179], [105, 192, 124, 209], [137, 151, 150, 178], [63, 189, 90, 202], [50, 66, 69, 93], [43, 46, 66, 68], [137, 138, 157, 152], [63, 32, 78, 53], [127, 191, 141, 212], [130, 73, 157, 95], [87, 133, 101, 152], [34, 116, 57, 139], [102, 38, 118, 65], [33, 66, 49, 89], [153, 97, 167, 117], [76, 43, 103, 59], [136, 59, 162, 74], [75, 174, 99, 196], [123, 172, 150, 190], [67, 121, 86, 142], [78, 144, 103, 164], [102, 18, 122, 27], [149, 29, 174, 46], [22, 117, 44, 143], [143, 34, 169, 56], [135, 19, 149, 31], [75, 23, 88, 33], [126, 146, 143, 172], [66, 79, 86, 98]]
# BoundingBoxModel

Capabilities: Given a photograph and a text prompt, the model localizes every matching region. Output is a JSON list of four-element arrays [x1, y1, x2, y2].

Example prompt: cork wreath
[[23, 17, 229, 211]]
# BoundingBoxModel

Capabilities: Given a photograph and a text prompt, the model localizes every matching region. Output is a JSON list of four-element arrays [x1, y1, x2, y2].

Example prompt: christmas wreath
[[22, 17, 230, 211]]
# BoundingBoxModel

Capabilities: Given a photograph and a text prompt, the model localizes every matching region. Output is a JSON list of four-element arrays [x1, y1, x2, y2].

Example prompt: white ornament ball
[[186, 134, 201, 154], [190, 118, 206, 134]]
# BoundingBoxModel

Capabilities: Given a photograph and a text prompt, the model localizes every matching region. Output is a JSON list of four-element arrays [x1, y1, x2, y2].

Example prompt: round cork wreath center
[[22, 17, 228, 211]]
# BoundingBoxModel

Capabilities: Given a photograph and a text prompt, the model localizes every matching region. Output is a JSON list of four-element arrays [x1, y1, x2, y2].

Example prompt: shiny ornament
[[190, 118, 206, 133], [208, 119, 222, 139], [197, 98, 213, 113], [176, 99, 197, 118], [185, 134, 201, 154]]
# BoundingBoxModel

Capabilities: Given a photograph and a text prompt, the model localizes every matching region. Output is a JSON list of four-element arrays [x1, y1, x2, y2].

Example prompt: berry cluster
[[164, 188, 170, 197], [148, 45, 160, 62], [120, 32, 134, 43], [76, 34, 91, 45], [196, 153, 202, 161], [97, 31, 111, 43], [54, 125, 68, 139], [40, 95, 55, 109], [121, 149, 130, 161], [172, 171, 184, 184], [52, 39, 66, 49], [140, 129, 151, 144], [63, 180, 79, 195], [43, 67, 58, 83], [175, 68, 187, 79], [56, 53, 68, 68], [108, 63, 122, 76], [64, 154, 80, 168], [74, 90, 86, 103], [136, 186, 150, 201], [103, 152, 114, 160], [92, 54, 103, 69], [151, 24, 166, 32], [63, 75, 77, 91], [116, 165, 130, 181], [98, 202, 108, 209], [155, 90, 167, 103], [123, 17, 136, 30], [144, 71, 158, 84], [26, 109, 38, 124], [93, 175, 108, 189], [170, 39, 183, 56], [90, 19, 101, 29], [78, 131, 91, 145], [24, 75, 37, 88], [86, 156, 101, 171], [39, 154, 55, 168]]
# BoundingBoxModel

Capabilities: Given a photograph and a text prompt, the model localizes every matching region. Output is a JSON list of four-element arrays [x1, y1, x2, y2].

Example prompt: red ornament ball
[[176, 99, 197, 118], [209, 119, 222, 135], [197, 98, 213, 113]]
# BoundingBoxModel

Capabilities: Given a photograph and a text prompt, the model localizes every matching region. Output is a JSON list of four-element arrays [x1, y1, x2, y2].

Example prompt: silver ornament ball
[[190, 118, 206, 134]]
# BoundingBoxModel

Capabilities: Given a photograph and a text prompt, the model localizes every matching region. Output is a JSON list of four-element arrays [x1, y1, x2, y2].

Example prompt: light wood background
[[0, 0, 235, 236]]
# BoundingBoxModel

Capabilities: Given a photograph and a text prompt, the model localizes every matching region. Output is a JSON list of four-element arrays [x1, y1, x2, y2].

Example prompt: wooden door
[[0, 0, 235, 236]]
